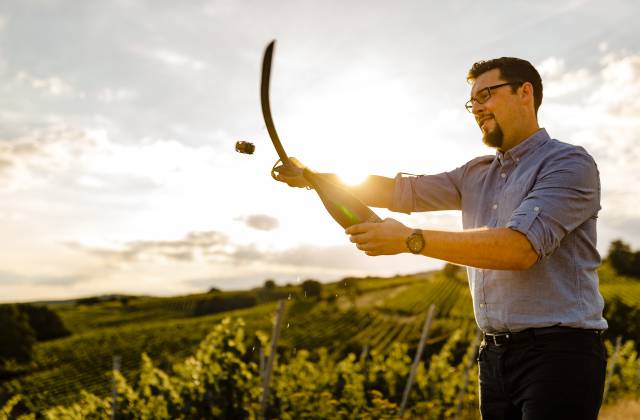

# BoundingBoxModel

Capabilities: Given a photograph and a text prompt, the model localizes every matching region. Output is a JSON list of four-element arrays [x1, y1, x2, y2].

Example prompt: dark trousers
[[477, 329, 607, 420]]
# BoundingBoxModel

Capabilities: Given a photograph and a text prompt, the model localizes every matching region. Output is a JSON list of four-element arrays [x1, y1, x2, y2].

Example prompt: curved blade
[[261, 40, 289, 165]]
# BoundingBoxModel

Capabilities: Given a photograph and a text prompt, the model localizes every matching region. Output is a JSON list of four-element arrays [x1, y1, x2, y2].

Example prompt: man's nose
[[472, 100, 485, 116]]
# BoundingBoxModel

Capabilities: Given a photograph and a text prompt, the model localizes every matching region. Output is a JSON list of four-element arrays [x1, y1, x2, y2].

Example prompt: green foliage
[[0, 395, 24, 420], [301, 279, 322, 299], [44, 391, 111, 419], [5, 258, 640, 417], [606, 240, 640, 278], [192, 293, 257, 316], [442, 263, 465, 280], [1, 303, 277, 413], [8, 317, 482, 418], [412, 329, 480, 419], [604, 338, 640, 403], [604, 296, 640, 347], [9, 314, 640, 419], [16, 304, 70, 342], [0, 305, 36, 365], [76, 297, 102, 306], [378, 272, 472, 319]]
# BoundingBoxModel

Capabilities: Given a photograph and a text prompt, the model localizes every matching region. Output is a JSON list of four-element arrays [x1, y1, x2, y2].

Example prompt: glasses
[[465, 81, 523, 113]]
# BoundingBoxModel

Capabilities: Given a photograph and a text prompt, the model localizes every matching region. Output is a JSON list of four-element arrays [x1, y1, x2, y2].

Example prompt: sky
[[1, 0, 639, 302]]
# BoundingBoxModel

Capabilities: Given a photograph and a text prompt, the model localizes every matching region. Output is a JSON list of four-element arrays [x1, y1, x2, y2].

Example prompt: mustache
[[477, 114, 495, 124]]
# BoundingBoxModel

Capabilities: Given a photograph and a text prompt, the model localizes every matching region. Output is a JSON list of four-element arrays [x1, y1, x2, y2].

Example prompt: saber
[[261, 41, 290, 167], [260, 40, 381, 229]]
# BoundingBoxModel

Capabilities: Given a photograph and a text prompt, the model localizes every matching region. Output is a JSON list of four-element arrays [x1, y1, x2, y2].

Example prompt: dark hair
[[467, 57, 543, 114]]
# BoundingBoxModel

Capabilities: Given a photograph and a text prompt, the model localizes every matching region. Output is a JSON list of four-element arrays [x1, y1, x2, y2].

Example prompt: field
[[2, 264, 640, 417]]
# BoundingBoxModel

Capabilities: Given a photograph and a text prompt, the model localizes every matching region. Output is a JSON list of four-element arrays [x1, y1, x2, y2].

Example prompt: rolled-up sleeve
[[390, 166, 465, 214], [507, 148, 601, 259]]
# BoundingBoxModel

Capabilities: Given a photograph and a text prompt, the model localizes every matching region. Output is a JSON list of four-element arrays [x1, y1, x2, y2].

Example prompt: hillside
[[2, 264, 640, 415]]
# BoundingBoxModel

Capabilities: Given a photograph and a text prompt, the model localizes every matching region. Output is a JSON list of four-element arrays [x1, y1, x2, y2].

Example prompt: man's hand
[[272, 157, 311, 188], [346, 218, 413, 256]]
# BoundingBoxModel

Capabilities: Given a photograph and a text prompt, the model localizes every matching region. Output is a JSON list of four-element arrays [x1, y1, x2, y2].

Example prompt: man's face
[[469, 69, 519, 149]]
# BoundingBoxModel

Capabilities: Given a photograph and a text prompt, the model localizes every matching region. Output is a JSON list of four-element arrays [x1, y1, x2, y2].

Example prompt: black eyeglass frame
[[465, 81, 524, 113]]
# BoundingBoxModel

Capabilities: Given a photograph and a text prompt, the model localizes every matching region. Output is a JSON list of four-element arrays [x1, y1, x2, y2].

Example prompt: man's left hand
[[346, 218, 413, 256]]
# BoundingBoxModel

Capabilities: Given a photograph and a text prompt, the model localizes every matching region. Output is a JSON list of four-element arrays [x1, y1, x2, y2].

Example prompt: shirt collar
[[496, 128, 550, 166]]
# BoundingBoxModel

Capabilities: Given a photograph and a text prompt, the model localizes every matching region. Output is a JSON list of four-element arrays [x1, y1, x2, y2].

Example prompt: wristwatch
[[406, 229, 425, 254]]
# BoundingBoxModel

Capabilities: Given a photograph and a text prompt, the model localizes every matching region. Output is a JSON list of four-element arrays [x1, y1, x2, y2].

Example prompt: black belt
[[483, 326, 603, 347]]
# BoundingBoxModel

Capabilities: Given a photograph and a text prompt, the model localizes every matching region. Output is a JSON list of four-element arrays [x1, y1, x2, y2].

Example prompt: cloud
[[539, 51, 640, 249], [537, 56, 593, 98], [0, 270, 84, 286], [15, 71, 81, 97], [147, 48, 206, 71], [590, 53, 640, 116], [238, 214, 280, 231], [0, 122, 222, 194], [0, 123, 97, 190], [66, 228, 392, 273], [66, 230, 230, 265], [97, 88, 137, 103]]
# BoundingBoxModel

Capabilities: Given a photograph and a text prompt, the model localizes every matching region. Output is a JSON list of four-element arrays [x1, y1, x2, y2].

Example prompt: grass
[[600, 398, 640, 420]]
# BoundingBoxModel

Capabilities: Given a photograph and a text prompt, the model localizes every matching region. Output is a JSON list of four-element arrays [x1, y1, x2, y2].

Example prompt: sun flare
[[337, 170, 368, 186]]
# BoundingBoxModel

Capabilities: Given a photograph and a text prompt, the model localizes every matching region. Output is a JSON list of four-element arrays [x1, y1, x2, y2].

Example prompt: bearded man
[[276, 57, 607, 420]]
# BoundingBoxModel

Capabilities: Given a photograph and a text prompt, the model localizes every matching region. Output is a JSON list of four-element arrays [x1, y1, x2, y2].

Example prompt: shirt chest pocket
[[498, 184, 531, 224]]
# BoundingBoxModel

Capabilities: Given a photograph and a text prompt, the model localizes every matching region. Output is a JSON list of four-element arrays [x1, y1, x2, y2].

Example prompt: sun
[[337, 169, 369, 186]]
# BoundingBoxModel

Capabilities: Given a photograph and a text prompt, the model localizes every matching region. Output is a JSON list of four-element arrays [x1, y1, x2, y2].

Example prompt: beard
[[482, 120, 504, 149]]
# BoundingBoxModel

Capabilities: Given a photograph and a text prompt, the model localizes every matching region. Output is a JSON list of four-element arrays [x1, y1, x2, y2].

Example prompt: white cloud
[[149, 49, 206, 71], [541, 51, 640, 249], [0, 123, 96, 191], [97, 88, 137, 103], [590, 53, 640, 116], [0, 123, 224, 193], [15, 71, 81, 97], [202, 0, 236, 17], [0, 15, 6, 31], [538, 56, 566, 78], [537, 57, 593, 98], [238, 214, 280, 231]]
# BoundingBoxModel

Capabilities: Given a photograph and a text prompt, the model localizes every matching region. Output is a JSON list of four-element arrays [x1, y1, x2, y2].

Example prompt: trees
[[0, 305, 36, 365], [301, 279, 322, 299], [603, 296, 640, 348], [16, 304, 70, 342], [607, 240, 640, 278], [0, 304, 70, 366]]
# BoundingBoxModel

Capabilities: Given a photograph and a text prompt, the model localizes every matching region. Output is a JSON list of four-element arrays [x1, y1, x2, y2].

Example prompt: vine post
[[260, 300, 286, 419], [398, 303, 437, 418], [111, 355, 121, 420]]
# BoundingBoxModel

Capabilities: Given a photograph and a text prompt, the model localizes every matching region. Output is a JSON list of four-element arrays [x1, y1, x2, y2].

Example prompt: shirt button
[[501, 173, 506, 178], [492, 204, 498, 210], [534, 206, 540, 212]]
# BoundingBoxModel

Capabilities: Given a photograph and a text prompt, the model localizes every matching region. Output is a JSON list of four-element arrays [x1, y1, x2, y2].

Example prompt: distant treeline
[[0, 304, 70, 369], [607, 240, 640, 278]]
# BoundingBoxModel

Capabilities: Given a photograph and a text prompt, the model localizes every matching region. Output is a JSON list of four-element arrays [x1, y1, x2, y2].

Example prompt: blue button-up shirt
[[391, 128, 607, 332]]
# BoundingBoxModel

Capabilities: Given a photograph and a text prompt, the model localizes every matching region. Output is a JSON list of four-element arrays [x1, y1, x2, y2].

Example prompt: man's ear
[[520, 82, 534, 105]]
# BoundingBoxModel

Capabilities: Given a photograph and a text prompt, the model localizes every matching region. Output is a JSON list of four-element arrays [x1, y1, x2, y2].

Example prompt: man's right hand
[[272, 157, 311, 189]]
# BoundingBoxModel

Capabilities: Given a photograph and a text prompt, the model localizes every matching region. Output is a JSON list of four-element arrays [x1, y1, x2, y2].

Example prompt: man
[[275, 57, 607, 419]]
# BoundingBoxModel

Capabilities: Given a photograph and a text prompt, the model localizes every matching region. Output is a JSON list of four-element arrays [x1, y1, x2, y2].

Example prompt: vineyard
[[2, 264, 640, 418]]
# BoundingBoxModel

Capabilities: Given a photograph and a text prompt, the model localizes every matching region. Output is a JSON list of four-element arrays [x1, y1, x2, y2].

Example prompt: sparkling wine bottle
[[302, 168, 382, 228]]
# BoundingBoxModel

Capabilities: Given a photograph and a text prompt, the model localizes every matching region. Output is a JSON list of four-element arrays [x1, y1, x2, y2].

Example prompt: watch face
[[408, 234, 424, 253]]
